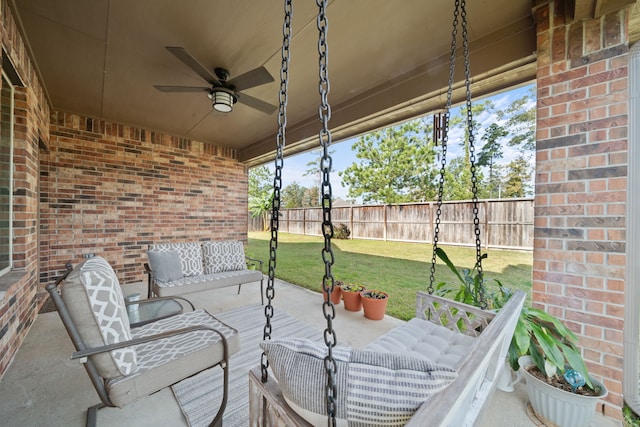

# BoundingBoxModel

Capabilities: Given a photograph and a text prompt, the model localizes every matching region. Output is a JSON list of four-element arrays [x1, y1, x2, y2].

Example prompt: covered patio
[[0, 0, 639, 425], [0, 278, 620, 426]]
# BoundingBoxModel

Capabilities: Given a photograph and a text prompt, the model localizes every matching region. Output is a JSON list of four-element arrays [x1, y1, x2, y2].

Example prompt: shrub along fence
[[249, 198, 534, 250]]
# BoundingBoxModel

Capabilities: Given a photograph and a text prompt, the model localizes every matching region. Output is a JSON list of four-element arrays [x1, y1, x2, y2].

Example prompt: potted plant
[[511, 309, 608, 427], [361, 290, 389, 320], [434, 247, 608, 427], [322, 280, 343, 305], [340, 283, 365, 311]]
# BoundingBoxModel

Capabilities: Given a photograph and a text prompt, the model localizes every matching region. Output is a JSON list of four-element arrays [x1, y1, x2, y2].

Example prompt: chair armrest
[[71, 324, 229, 361], [126, 295, 196, 311], [245, 256, 263, 272]]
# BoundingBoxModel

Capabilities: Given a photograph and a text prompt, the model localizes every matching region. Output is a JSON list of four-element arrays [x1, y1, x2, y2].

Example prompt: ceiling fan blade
[[236, 93, 277, 115], [165, 46, 220, 86], [154, 85, 210, 93], [228, 66, 274, 91]]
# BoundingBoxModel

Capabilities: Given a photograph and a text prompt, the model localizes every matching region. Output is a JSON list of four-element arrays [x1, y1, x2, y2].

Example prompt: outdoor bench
[[145, 240, 264, 304]]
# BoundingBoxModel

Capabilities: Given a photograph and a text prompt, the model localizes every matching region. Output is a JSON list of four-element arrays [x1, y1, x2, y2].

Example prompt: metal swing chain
[[460, 0, 487, 309], [428, 0, 459, 294], [428, 0, 486, 309], [317, 0, 338, 425], [261, 0, 293, 383]]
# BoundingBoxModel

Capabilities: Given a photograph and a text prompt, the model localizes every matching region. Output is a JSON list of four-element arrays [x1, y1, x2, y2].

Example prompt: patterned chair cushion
[[149, 242, 203, 277], [260, 338, 458, 426], [202, 241, 246, 274], [146, 249, 183, 282], [61, 256, 137, 378], [105, 309, 240, 407]]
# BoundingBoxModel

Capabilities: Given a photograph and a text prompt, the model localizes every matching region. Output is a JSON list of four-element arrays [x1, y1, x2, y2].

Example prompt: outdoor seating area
[[0, 278, 619, 427]]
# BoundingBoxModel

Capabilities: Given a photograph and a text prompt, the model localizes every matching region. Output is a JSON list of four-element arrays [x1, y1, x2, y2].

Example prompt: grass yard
[[246, 231, 533, 320]]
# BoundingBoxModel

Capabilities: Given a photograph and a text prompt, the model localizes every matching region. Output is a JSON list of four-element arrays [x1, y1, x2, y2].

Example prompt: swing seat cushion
[[364, 317, 475, 369], [261, 338, 457, 427]]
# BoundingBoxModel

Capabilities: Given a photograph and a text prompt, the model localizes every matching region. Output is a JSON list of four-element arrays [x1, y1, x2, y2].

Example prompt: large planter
[[341, 284, 365, 311], [518, 356, 608, 427], [361, 290, 389, 320]]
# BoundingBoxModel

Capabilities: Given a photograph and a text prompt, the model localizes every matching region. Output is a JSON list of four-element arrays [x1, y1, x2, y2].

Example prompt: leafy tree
[[339, 119, 437, 204], [282, 182, 306, 208], [248, 165, 273, 231], [478, 123, 508, 198], [302, 186, 320, 207], [502, 156, 533, 197], [443, 156, 486, 200], [499, 86, 536, 154]]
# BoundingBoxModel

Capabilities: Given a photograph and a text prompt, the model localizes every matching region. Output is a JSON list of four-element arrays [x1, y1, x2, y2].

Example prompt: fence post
[[350, 205, 354, 240], [383, 205, 388, 241]]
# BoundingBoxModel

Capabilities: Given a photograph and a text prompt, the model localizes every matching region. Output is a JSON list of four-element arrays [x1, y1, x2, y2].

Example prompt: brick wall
[[40, 113, 250, 288], [0, 0, 50, 378], [533, 0, 630, 419]]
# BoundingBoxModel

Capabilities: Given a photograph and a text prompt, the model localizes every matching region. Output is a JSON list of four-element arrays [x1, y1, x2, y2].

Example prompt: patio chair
[[46, 256, 240, 427]]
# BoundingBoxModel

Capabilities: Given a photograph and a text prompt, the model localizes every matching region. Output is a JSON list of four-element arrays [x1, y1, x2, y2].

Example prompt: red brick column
[[533, 0, 631, 419]]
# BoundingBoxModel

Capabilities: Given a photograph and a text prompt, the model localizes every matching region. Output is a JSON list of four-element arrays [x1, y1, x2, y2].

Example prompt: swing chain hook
[[317, 0, 338, 425], [261, 0, 293, 383]]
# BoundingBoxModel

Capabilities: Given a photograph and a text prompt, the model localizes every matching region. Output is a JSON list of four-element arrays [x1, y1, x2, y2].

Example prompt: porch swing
[[248, 1, 526, 426]]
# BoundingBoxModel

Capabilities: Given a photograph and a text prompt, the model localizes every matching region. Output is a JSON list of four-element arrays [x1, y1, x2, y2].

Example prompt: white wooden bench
[[249, 289, 526, 426]]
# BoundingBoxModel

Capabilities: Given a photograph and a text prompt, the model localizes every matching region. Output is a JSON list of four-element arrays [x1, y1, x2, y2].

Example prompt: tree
[[282, 182, 306, 208], [499, 86, 536, 154], [248, 165, 273, 231], [303, 148, 334, 205], [502, 156, 533, 197], [478, 123, 508, 198], [339, 119, 437, 204]]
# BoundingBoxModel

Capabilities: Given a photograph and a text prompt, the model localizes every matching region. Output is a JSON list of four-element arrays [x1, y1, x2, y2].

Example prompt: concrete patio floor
[[0, 278, 620, 426]]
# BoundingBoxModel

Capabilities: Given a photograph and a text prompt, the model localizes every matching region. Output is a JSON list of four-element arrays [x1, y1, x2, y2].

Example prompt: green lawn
[[246, 231, 533, 320]]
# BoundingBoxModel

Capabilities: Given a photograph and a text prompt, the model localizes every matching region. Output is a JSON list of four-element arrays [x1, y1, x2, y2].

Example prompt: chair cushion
[[62, 256, 137, 378], [364, 317, 475, 369], [260, 338, 457, 426], [149, 242, 203, 277], [202, 241, 246, 273], [106, 309, 240, 407], [147, 249, 183, 282]]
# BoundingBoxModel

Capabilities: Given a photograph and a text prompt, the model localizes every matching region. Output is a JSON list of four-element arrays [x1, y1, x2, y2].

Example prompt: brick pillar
[[533, 0, 631, 420]]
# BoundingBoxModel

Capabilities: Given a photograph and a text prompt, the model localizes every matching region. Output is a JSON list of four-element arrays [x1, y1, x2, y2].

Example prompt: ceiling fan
[[154, 46, 277, 115]]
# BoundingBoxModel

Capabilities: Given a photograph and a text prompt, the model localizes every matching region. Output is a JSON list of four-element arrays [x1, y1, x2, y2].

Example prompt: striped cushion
[[261, 338, 457, 426]]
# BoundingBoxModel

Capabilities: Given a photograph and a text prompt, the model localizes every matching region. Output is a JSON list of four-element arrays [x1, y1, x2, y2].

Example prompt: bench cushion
[[106, 309, 240, 407], [202, 241, 246, 274], [261, 338, 457, 426], [364, 317, 475, 369], [153, 269, 263, 297], [62, 256, 137, 378], [149, 242, 203, 277]]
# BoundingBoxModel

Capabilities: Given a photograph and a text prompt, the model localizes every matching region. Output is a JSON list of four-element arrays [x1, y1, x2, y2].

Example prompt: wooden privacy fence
[[249, 198, 534, 250]]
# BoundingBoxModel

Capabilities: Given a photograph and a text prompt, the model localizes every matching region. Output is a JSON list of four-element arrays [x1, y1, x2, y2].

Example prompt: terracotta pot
[[341, 285, 365, 311], [361, 290, 388, 320], [322, 285, 342, 305]]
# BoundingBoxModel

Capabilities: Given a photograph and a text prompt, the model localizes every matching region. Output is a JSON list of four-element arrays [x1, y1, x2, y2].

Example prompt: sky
[[257, 83, 536, 202]]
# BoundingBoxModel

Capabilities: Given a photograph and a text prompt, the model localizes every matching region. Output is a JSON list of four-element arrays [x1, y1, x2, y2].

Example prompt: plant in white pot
[[509, 307, 608, 427], [434, 248, 608, 427]]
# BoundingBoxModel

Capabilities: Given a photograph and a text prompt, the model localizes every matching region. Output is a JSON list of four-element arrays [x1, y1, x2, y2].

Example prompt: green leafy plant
[[334, 223, 351, 240], [340, 283, 365, 292], [434, 247, 595, 392]]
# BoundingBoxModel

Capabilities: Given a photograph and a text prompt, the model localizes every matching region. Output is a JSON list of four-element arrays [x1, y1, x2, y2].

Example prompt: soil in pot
[[526, 365, 603, 396]]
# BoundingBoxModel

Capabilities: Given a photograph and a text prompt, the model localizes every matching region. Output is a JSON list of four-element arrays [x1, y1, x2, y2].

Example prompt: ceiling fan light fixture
[[210, 88, 236, 113]]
